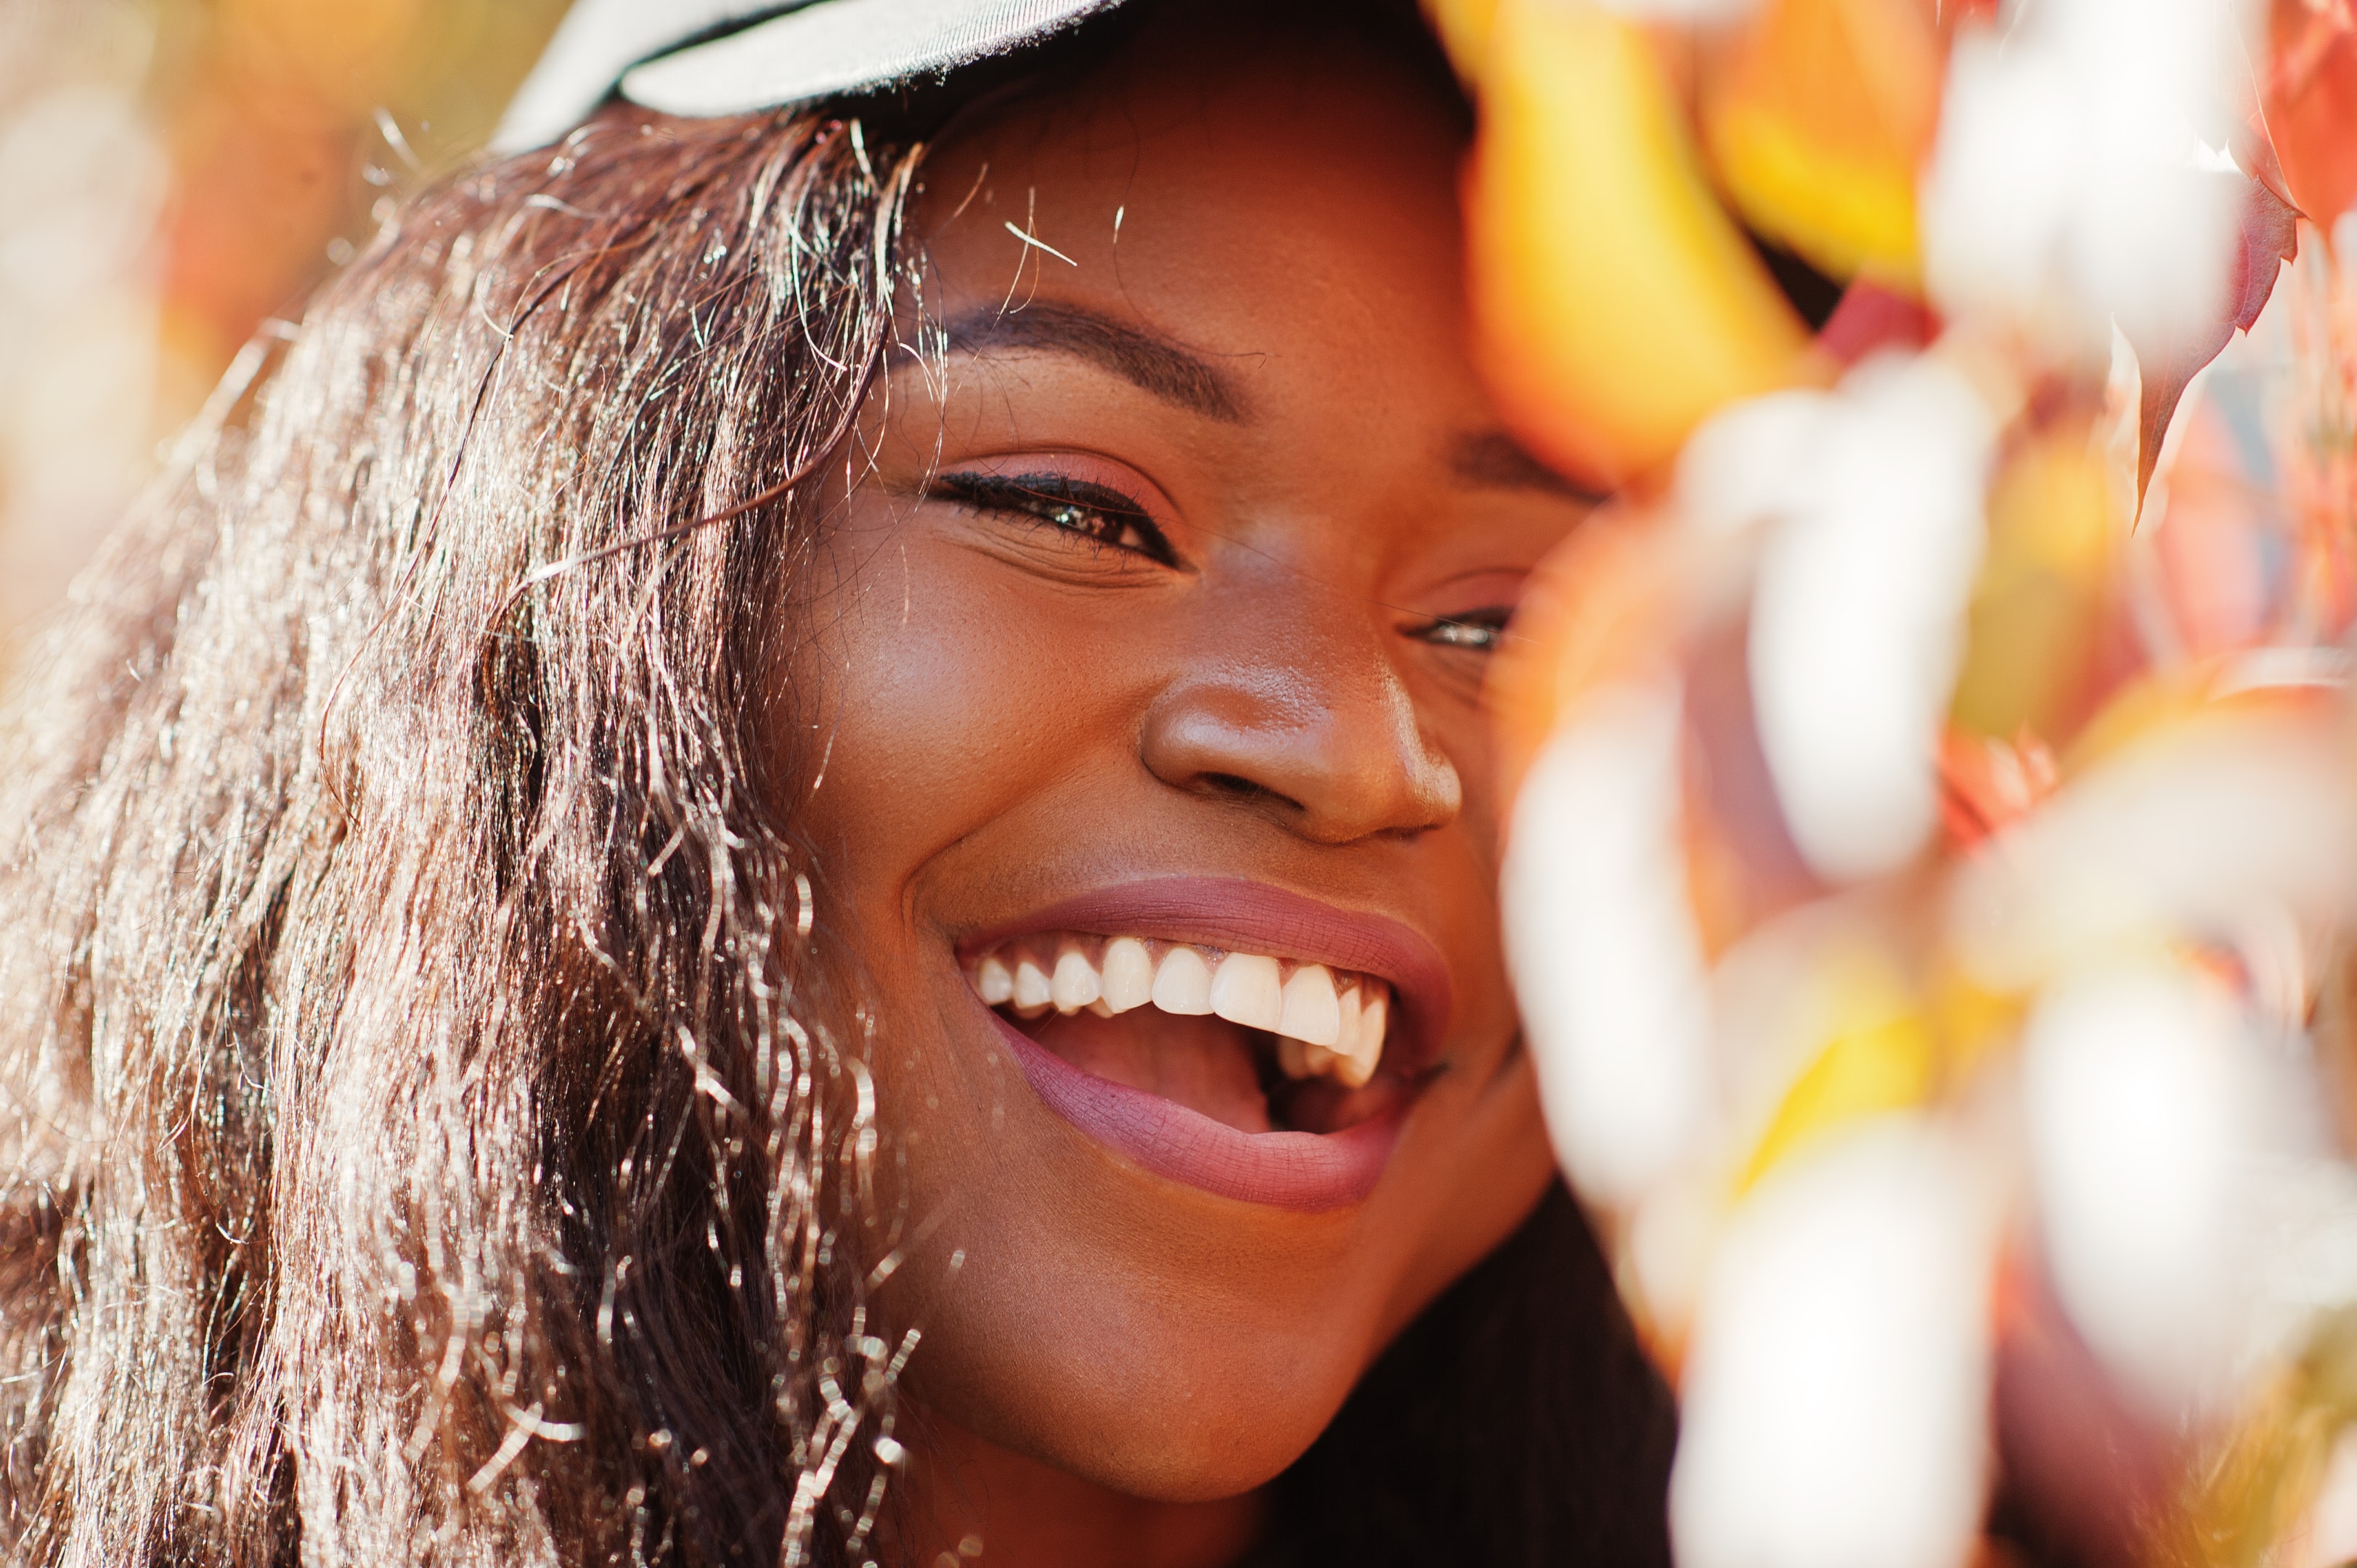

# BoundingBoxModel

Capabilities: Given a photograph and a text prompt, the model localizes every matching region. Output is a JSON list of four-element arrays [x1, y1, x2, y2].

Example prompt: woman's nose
[[1138, 619, 1462, 844]]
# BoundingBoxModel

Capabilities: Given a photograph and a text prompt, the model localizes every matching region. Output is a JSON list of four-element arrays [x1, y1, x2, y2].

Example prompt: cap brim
[[496, 0, 1124, 152]]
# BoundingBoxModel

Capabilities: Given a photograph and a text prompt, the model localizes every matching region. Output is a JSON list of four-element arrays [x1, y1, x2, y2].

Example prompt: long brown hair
[[0, 103, 921, 1566]]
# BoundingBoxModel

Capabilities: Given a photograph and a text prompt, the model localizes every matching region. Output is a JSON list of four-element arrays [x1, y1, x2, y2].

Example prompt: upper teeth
[[968, 935, 1391, 1088]]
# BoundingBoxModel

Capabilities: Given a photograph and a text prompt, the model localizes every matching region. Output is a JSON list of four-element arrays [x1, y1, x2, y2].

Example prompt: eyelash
[[932, 473, 1511, 649], [932, 472, 1178, 565], [1412, 608, 1513, 653]]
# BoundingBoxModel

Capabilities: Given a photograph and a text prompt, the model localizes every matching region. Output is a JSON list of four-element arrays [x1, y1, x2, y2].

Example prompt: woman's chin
[[905, 1346, 1349, 1507]]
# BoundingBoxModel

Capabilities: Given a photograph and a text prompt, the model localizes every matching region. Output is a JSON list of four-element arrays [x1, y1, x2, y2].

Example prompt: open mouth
[[968, 932, 1395, 1133], [958, 879, 1449, 1211]]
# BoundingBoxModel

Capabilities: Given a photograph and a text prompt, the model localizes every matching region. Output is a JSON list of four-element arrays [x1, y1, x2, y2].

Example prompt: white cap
[[496, 0, 1125, 152]]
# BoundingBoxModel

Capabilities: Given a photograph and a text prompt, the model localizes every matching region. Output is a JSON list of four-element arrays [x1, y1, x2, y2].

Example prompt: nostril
[[1200, 772, 1291, 809]]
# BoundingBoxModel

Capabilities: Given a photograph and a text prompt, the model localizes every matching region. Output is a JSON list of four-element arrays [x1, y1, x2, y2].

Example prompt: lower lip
[[988, 1014, 1405, 1212]]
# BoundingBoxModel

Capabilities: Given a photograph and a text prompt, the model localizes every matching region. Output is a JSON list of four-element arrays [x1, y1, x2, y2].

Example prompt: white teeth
[[1013, 957, 1054, 1018], [1210, 952, 1284, 1031], [977, 953, 1015, 1006], [1051, 945, 1101, 1014], [1101, 937, 1154, 1013], [970, 934, 1391, 1087], [1334, 1050, 1377, 1089], [1277, 963, 1343, 1047], [1151, 945, 1215, 1014], [1331, 987, 1387, 1088]]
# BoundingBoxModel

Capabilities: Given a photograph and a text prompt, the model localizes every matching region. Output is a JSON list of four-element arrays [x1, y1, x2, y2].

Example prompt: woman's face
[[791, 17, 1590, 1503]]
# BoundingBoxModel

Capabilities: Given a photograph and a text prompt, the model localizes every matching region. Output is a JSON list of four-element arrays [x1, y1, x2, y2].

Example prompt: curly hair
[[0, 102, 924, 1566]]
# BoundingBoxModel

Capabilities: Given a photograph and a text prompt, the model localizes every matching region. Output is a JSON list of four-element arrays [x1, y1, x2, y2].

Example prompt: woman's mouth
[[968, 933, 1394, 1114], [956, 879, 1450, 1211]]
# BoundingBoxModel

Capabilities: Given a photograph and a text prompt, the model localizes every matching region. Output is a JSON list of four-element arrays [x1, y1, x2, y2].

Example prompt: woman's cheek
[[801, 528, 1092, 867]]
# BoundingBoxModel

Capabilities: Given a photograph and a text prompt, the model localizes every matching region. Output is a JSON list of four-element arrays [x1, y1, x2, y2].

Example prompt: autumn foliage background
[[0, 0, 566, 658]]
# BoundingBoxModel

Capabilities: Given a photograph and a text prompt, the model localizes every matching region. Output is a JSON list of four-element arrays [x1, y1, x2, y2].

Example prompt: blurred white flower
[[1921, 0, 2247, 360], [1745, 353, 1997, 883], [1947, 714, 2357, 992], [1625, 1176, 1723, 1346], [1505, 679, 1714, 1208], [1675, 388, 1831, 542], [2022, 957, 2263, 1410], [1672, 1123, 1993, 1568]]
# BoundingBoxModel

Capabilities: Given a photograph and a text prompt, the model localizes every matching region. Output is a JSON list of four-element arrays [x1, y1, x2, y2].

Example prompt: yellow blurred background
[[0, 0, 569, 657]]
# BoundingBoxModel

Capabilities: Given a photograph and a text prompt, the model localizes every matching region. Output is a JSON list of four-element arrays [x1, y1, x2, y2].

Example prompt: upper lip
[[956, 875, 1456, 1071]]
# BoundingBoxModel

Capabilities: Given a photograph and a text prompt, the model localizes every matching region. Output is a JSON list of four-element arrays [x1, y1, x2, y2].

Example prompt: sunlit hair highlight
[[0, 103, 921, 1567]]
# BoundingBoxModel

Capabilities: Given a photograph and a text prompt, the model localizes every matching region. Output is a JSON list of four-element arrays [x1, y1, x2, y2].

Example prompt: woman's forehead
[[909, 17, 1467, 298], [919, 7, 1462, 178]]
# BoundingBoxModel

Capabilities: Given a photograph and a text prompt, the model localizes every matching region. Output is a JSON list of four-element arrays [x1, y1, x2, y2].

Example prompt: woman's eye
[[932, 472, 1178, 565], [1412, 609, 1513, 653]]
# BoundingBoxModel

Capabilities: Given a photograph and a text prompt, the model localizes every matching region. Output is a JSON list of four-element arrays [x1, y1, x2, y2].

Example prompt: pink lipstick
[[961, 877, 1451, 1210]]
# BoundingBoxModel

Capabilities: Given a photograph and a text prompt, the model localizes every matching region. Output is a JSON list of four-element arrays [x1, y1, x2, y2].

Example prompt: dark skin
[[787, 15, 1595, 1566]]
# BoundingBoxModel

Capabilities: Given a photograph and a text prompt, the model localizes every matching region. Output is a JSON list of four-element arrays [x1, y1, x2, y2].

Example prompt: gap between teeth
[[969, 936, 1390, 1088]]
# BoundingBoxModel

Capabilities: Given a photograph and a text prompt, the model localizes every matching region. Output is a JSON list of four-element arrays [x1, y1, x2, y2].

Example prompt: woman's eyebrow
[[940, 302, 1248, 424], [1448, 430, 1609, 505]]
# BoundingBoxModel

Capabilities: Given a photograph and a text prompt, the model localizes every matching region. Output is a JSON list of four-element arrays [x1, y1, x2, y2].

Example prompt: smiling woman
[[0, 1, 1672, 1565]]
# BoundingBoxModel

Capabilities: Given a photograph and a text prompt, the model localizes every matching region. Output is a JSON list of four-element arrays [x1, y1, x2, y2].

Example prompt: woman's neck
[[892, 1409, 1268, 1568]]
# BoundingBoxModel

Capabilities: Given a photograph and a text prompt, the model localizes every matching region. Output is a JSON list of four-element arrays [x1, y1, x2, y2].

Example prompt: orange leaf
[[1698, 0, 1943, 288], [2265, 0, 2357, 226], [1465, 0, 1810, 491]]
